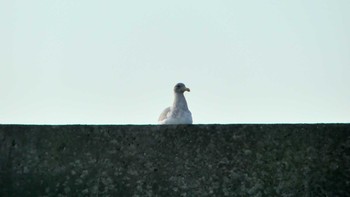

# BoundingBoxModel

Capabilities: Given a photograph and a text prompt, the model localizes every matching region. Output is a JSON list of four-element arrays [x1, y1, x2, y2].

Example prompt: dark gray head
[[174, 83, 190, 94]]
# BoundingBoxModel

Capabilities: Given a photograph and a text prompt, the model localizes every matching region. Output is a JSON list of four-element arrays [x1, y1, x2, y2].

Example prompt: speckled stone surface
[[0, 124, 349, 196]]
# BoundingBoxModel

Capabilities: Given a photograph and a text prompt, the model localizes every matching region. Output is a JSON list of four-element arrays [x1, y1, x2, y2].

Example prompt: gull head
[[174, 83, 190, 94]]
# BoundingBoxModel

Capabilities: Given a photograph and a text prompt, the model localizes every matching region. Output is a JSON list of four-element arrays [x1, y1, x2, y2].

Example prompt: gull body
[[158, 83, 193, 125]]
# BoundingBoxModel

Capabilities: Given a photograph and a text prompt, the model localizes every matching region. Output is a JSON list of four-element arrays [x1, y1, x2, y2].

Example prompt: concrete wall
[[0, 124, 349, 196]]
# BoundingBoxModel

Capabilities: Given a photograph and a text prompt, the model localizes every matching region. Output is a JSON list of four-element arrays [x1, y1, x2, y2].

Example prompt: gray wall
[[0, 124, 349, 196]]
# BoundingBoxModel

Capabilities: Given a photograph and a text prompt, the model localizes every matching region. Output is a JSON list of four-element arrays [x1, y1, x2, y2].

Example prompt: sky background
[[1, 0, 349, 124]]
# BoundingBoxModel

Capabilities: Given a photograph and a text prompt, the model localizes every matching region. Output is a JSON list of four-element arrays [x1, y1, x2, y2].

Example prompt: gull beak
[[185, 88, 190, 92]]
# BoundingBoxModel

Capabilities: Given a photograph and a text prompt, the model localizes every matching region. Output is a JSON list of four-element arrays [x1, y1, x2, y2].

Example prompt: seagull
[[158, 83, 193, 124]]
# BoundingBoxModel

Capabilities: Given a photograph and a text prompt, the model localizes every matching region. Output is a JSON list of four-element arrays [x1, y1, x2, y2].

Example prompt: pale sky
[[1, 0, 349, 124]]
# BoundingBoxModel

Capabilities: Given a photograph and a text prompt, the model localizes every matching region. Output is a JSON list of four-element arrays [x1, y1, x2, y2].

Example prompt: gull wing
[[158, 107, 171, 123]]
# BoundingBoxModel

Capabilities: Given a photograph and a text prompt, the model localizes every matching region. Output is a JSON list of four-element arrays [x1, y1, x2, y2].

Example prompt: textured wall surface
[[0, 124, 349, 196]]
